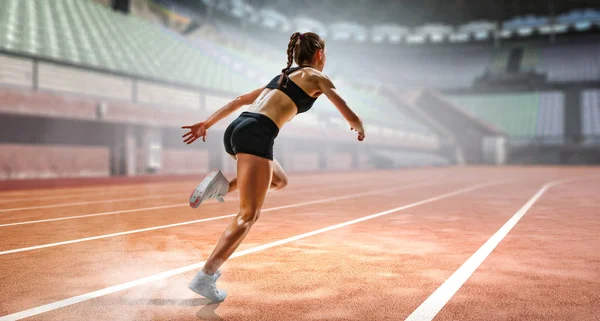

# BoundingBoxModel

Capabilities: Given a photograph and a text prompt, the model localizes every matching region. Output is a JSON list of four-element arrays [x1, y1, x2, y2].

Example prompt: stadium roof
[[227, 0, 599, 27]]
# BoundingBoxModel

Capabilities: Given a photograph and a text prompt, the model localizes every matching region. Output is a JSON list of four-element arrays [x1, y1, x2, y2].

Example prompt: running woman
[[181, 32, 365, 302]]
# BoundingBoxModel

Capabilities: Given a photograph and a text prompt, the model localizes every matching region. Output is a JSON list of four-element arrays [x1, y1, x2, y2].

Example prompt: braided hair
[[277, 32, 325, 88], [277, 32, 301, 88]]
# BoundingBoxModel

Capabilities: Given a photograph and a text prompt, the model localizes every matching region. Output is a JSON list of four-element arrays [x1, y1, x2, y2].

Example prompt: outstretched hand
[[351, 126, 365, 142], [181, 122, 208, 144]]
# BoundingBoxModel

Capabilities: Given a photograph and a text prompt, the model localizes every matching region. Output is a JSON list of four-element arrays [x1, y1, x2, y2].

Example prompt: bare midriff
[[245, 89, 297, 129], [245, 69, 320, 129]]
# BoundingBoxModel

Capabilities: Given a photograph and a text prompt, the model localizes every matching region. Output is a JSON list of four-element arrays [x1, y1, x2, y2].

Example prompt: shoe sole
[[189, 169, 220, 209], [188, 275, 226, 302], [187, 284, 226, 302]]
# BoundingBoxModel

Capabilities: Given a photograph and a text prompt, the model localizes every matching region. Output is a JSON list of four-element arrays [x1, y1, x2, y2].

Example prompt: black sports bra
[[265, 66, 318, 114]]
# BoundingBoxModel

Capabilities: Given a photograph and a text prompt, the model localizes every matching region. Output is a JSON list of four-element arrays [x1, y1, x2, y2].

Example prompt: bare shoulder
[[306, 68, 334, 87], [305, 67, 327, 79]]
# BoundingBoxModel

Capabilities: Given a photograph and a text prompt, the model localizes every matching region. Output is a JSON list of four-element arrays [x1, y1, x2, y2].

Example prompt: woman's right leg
[[226, 158, 287, 194]]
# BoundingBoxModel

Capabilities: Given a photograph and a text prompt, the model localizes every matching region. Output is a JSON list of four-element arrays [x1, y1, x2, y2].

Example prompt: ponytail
[[277, 32, 302, 88]]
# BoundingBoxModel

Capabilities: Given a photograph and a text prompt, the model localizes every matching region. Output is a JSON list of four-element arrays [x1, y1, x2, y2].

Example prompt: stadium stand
[[181, 8, 600, 89], [0, 0, 256, 94], [447, 91, 566, 142], [537, 92, 565, 142], [200, 19, 492, 89], [582, 90, 600, 140], [0, 0, 444, 180], [329, 83, 431, 133], [487, 44, 539, 73], [490, 48, 510, 73], [0, 0, 432, 134], [520, 46, 541, 72], [447, 93, 540, 138], [139, 1, 600, 89], [183, 22, 435, 137], [331, 45, 492, 89], [538, 43, 600, 82], [2, 0, 598, 177]]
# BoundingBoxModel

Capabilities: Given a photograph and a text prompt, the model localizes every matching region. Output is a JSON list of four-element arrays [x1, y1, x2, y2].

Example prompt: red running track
[[0, 167, 598, 321]]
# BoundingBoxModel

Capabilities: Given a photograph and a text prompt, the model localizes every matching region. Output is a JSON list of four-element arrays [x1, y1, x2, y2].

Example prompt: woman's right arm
[[182, 86, 264, 144], [205, 86, 265, 129], [318, 75, 365, 141]]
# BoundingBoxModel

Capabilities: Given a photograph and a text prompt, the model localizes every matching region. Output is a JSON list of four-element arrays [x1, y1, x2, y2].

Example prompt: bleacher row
[[145, 17, 598, 142], [582, 90, 600, 140], [0, 0, 597, 146], [211, 20, 600, 88], [187, 29, 433, 135], [449, 93, 543, 138], [0, 0, 435, 141], [335, 42, 600, 88], [0, 0, 258, 93], [447, 90, 600, 142], [539, 43, 600, 82], [334, 46, 492, 89]]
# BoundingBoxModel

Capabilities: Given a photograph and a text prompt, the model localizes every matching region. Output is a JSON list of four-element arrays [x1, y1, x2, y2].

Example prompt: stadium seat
[[538, 43, 600, 82], [582, 90, 600, 139], [537, 92, 564, 142], [0, 0, 257, 94], [448, 93, 540, 138]]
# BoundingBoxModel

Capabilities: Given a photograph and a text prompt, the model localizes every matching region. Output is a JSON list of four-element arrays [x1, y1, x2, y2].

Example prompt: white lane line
[[0, 181, 500, 321], [0, 190, 122, 204], [0, 175, 382, 215], [404, 179, 569, 321], [0, 185, 195, 204], [0, 182, 432, 256], [0, 183, 321, 213], [0, 193, 187, 213], [0, 203, 188, 228], [0, 180, 416, 228], [0, 174, 371, 204], [0, 182, 193, 200]]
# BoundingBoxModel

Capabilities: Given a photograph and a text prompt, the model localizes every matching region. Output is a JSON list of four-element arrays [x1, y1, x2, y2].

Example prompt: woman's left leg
[[269, 158, 289, 191]]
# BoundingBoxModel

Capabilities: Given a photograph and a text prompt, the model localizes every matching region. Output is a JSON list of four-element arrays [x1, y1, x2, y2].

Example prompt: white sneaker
[[188, 270, 227, 302], [189, 169, 229, 208]]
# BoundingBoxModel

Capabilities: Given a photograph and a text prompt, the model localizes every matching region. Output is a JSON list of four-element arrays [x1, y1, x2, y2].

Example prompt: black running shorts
[[223, 112, 280, 161]]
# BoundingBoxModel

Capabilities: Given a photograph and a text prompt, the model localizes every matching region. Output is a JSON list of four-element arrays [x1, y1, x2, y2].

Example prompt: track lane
[[0, 172, 406, 225], [431, 180, 600, 321], [0, 179, 479, 317], [0, 177, 444, 250], [2, 167, 596, 320]]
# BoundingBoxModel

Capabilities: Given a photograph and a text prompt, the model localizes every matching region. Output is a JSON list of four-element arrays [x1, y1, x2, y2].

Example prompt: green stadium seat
[[0, 0, 259, 94], [0, 0, 431, 135], [448, 93, 539, 137]]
